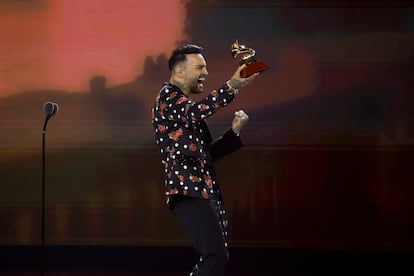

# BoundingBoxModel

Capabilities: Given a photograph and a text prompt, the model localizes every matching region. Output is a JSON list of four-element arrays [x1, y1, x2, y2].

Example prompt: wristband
[[224, 81, 239, 95]]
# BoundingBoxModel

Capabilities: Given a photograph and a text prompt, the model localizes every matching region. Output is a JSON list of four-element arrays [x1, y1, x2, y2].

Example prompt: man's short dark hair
[[168, 44, 204, 71]]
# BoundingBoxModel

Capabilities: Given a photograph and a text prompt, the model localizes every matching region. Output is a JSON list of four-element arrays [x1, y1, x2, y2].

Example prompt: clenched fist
[[232, 110, 249, 135]]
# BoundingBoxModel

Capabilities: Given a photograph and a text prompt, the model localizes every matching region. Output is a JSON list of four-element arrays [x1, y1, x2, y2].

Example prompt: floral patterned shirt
[[151, 82, 243, 205]]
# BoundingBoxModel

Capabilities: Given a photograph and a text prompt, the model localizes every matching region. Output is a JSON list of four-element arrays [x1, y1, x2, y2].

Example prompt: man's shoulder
[[158, 83, 190, 103]]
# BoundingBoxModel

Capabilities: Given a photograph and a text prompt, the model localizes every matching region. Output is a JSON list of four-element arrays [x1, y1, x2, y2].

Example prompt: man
[[151, 44, 258, 275]]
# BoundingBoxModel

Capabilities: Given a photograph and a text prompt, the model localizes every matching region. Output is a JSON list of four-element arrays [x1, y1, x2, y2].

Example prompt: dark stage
[[0, 246, 411, 275]]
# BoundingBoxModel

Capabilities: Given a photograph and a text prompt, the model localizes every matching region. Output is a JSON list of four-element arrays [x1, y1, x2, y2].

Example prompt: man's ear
[[174, 63, 185, 78]]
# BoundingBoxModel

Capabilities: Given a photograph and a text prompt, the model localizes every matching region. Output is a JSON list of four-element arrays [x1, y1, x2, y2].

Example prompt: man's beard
[[189, 79, 203, 94]]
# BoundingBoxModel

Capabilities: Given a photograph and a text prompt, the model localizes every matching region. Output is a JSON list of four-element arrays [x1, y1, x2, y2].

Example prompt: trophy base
[[240, 60, 268, 78]]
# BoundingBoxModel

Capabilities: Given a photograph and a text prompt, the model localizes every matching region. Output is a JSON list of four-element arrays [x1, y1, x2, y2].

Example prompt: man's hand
[[227, 64, 260, 90], [232, 110, 249, 135]]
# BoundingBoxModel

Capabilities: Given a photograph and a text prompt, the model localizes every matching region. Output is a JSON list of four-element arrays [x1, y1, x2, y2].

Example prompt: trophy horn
[[231, 39, 256, 62], [231, 40, 240, 59]]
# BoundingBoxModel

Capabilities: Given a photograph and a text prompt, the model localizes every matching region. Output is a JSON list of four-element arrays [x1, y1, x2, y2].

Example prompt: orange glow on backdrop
[[0, 0, 186, 96]]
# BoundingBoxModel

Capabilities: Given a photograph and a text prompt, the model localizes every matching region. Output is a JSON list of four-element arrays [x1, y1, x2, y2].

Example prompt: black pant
[[172, 196, 228, 276]]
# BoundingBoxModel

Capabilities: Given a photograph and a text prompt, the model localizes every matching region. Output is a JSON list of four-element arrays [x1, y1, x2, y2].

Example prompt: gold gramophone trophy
[[232, 39, 268, 78]]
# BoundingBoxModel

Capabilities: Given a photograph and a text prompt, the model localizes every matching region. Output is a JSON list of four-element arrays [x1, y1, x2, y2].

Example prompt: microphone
[[43, 101, 59, 117], [41, 101, 59, 274], [42, 101, 59, 132]]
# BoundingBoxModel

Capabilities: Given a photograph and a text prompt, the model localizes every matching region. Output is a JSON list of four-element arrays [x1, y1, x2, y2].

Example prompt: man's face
[[182, 53, 208, 94]]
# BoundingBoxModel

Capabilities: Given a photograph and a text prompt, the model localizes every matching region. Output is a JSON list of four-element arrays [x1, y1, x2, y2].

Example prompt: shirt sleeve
[[159, 84, 236, 124], [209, 128, 244, 163]]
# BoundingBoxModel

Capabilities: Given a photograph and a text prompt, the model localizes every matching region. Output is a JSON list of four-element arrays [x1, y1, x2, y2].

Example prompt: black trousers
[[171, 196, 229, 276]]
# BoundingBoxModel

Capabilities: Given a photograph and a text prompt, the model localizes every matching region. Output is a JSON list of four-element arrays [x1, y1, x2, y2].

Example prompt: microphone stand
[[41, 115, 51, 276]]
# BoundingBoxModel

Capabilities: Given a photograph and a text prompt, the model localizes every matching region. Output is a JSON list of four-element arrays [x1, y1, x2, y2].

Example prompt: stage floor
[[1, 245, 411, 276]]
